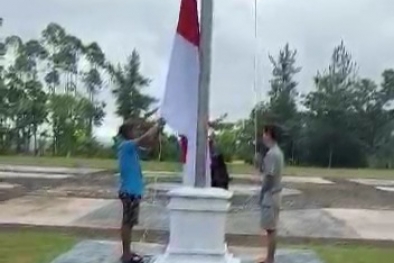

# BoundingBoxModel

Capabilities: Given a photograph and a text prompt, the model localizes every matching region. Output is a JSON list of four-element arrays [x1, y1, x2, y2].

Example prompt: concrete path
[[146, 183, 302, 197], [376, 186, 394, 193], [0, 164, 103, 175], [122, 173, 334, 185], [325, 209, 394, 240], [51, 240, 324, 263], [0, 196, 110, 226], [0, 171, 72, 179], [1, 195, 394, 242], [349, 179, 394, 193], [0, 182, 19, 189], [242, 176, 333, 185], [349, 179, 394, 187]]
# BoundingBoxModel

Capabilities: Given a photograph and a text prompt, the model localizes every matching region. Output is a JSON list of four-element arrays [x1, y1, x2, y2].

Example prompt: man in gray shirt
[[255, 124, 284, 263]]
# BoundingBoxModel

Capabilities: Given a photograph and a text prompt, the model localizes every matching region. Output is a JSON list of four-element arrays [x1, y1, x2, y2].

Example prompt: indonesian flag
[[160, 0, 209, 186]]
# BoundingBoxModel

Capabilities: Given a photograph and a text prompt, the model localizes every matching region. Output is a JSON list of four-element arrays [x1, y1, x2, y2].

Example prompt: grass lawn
[[0, 155, 393, 179], [0, 230, 76, 263], [312, 245, 394, 263], [1, 230, 394, 263]]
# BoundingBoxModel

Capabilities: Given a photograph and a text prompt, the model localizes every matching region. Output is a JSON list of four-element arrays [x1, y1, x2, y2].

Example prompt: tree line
[[0, 21, 162, 158], [215, 42, 394, 169], [0, 20, 393, 168]]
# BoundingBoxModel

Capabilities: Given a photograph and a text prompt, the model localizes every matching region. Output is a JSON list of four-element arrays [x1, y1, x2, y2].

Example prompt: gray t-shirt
[[262, 144, 284, 192]]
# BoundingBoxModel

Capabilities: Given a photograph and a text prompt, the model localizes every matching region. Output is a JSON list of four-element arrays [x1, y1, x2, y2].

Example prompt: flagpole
[[195, 0, 213, 187], [155, 2, 240, 262]]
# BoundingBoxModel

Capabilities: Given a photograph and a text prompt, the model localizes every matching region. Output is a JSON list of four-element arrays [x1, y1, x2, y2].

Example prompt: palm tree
[[108, 50, 156, 122]]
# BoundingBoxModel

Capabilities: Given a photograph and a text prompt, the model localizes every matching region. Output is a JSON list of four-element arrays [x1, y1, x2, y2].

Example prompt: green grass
[[0, 230, 76, 263], [0, 155, 181, 172], [0, 155, 393, 179], [311, 245, 394, 263]]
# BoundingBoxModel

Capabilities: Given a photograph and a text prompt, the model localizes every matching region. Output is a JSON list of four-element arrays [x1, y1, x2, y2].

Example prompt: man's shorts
[[119, 192, 141, 226], [260, 191, 281, 231]]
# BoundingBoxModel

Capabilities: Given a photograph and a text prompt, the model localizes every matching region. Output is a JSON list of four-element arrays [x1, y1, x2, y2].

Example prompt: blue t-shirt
[[117, 140, 144, 196]]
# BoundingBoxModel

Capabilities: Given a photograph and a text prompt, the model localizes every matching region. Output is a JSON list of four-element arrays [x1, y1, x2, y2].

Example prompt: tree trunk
[[158, 134, 162, 162], [291, 140, 295, 165], [33, 126, 38, 156], [328, 144, 333, 168], [88, 91, 94, 138], [52, 131, 57, 156]]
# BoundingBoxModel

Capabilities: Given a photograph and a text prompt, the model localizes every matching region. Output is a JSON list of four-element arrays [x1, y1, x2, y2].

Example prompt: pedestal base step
[[51, 240, 324, 263]]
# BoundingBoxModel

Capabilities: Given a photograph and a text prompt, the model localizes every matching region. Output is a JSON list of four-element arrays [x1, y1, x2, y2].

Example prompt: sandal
[[121, 253, 144, 263]]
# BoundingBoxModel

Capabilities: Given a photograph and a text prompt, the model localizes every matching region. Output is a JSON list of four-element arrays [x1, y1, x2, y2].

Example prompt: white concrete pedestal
[[154, 187, 240, 263]]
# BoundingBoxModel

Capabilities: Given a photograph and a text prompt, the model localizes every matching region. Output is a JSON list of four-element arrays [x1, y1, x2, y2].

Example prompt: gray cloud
[[2, 0, 394, 141]]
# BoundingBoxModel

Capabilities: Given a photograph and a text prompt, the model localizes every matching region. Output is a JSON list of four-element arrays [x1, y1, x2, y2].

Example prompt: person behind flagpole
[[209, 131, 230, 190], [254, 124, 284, 263], [178, 134, 188, 180], [179, 135, 187, 163], [116, 118, 164, 263]]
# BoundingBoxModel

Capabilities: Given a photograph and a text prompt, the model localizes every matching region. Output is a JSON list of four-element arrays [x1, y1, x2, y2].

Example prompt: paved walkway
[[51, 240, 324, 263], [0, 164, 393, 245], [350, 179, 394, 193], [0, 171, 72, 179], [0, 164, 103, 175], [1, 195, 394, 242]]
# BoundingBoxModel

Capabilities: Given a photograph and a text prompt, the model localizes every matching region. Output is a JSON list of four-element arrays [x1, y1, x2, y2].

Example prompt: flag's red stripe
[[177, 0, 200, 46]]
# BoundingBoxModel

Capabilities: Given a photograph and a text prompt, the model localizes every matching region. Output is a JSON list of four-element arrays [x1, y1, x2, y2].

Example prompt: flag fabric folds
[[160, 0, 201, 186]]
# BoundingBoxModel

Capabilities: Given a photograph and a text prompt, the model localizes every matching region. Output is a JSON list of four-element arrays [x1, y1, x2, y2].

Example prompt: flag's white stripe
[[161, 34, 199, 134], [161, 34, 200, 186]]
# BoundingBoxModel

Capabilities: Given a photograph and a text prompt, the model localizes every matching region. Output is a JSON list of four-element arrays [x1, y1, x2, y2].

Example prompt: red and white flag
[[160, 0, 208, 186]]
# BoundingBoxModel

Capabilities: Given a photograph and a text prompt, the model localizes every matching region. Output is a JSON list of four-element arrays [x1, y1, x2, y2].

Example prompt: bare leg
[[121, 223, 132, 261], [265, 229, 277, 263]]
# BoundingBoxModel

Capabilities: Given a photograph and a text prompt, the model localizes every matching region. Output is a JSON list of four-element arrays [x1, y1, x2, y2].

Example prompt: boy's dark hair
[[263, 124, 282, 143], [118, 121, 134, 139]]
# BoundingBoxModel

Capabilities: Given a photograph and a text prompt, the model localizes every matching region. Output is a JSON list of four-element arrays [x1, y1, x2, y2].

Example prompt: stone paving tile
[[282, 177, 333, 185], [74, 202, 356, 238], [349, 179, 394, 187], [0, 164, 103, 175], [280, 209, 359, 239], [0, 196, 112, 226], [376, 186, 394, 193], [0, 182, 19, 189], [0, 171, 72, 179], [50, 240, 324, 263], [146, 183, 302, 197], [325, 209, 394, 240], [1, 195, 392, 242], [33, 185, 118, 199]]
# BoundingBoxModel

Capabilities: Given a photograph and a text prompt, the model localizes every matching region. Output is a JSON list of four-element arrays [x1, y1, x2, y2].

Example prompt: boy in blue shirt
[[117, 119, 163, 263]]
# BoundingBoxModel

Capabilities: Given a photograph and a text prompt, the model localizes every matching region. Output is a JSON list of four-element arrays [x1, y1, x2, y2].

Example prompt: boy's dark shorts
[[119, 192, 141, 226]]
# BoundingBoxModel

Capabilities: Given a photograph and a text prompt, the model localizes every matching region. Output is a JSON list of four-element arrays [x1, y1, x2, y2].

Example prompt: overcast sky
[[2, 0, 394, 142]]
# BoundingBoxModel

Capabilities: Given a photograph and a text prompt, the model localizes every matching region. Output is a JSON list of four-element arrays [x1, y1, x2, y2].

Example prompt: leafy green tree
[[42, 23, 65, 93], [4, 36, 48, 153], [303, 41, 364, 167], [82, 42, 106, 137], [267, 43, 302, 162], [0, 18, 7, 150]]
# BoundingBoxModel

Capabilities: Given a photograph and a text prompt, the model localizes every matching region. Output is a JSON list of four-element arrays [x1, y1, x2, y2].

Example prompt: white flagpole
[[195, 0, 213, 187], [253, 0, 260, 154]]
